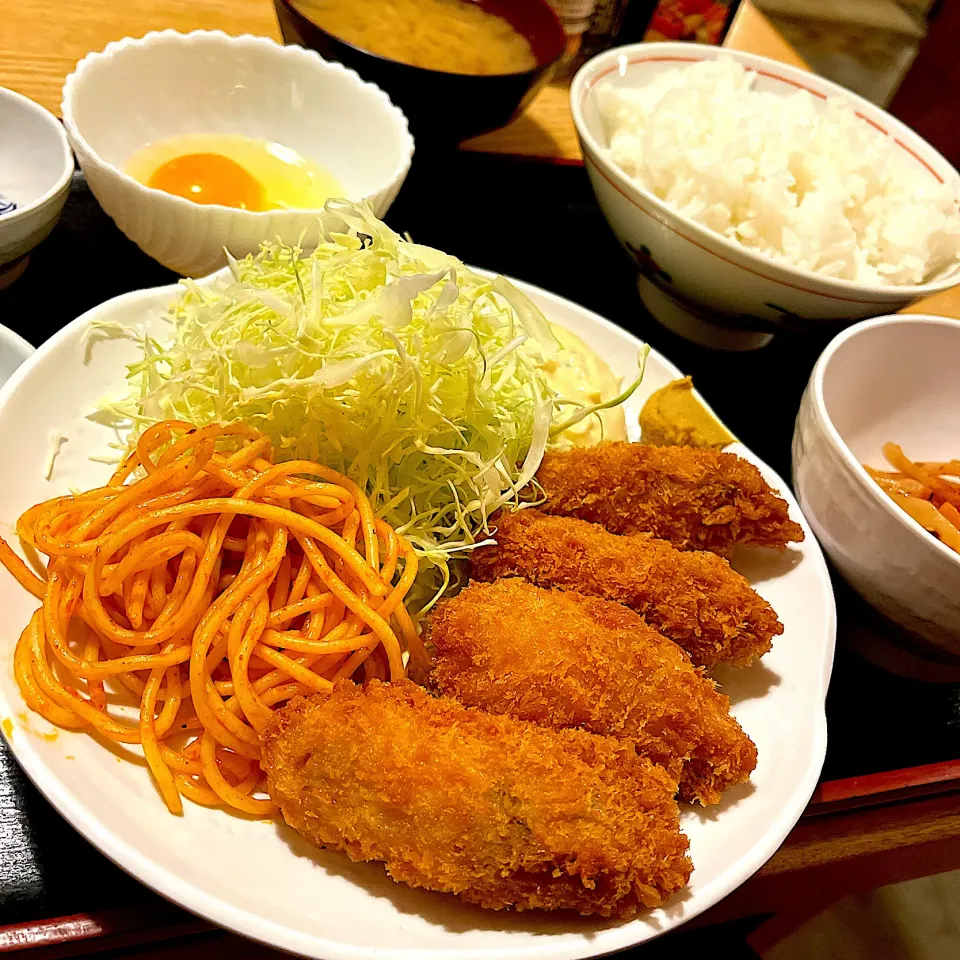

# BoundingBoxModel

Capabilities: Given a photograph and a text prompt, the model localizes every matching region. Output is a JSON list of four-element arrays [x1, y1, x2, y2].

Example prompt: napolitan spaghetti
[[0, 420, 423, 816]]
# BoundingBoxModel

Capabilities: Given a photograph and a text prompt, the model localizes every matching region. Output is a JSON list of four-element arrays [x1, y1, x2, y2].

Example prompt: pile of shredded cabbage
[[94, 201, 644, 611]]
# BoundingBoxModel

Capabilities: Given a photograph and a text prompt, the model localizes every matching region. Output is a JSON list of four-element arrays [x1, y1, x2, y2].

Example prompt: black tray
[[1, 152, 959, 932]]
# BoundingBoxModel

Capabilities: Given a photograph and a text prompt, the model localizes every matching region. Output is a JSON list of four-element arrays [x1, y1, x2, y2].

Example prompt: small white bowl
[[61, 30, 414, 278], [0, 86, 74, 288], [793, 314, 960, 654], [571, 43, 960, 351]]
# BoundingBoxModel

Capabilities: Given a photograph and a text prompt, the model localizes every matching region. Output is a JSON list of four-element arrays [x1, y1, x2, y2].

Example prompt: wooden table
[[2, 3, 960, 957], [2, 1, 801, 160]]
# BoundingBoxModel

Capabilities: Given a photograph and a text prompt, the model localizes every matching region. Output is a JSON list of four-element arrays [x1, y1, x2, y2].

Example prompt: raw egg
[[124, 134, 342, 211]]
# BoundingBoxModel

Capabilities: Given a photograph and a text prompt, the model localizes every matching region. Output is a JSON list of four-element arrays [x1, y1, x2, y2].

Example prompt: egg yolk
[[147, 153, 268, 211]]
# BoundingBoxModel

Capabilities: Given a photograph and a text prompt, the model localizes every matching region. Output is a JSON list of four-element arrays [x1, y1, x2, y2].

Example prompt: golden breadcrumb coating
[[536, 442, 804, 557], [260, 680, 691, 917], [426, 579, 757, 804], [471, 509, 782, 668]]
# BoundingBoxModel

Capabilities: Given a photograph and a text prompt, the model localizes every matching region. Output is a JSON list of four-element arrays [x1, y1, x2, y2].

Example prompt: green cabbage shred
[[93, 201, 646, 612]]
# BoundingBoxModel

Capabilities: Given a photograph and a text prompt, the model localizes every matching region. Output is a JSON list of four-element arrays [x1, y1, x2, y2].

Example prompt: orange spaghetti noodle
[[0, 420, 424, 816]]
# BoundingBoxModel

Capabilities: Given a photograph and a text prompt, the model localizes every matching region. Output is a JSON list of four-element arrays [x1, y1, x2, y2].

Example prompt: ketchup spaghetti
[[0, 420, 423, 815]]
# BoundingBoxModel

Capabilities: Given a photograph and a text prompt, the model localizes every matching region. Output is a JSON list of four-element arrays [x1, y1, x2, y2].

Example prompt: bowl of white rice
[[570, 43, 960, 350]]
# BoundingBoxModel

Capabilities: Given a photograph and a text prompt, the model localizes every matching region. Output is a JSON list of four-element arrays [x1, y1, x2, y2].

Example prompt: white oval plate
[[0, 272, 835, 960]]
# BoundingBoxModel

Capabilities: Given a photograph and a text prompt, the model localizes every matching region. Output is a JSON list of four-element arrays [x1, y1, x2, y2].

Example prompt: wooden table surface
[[3, 0, 957, 318], [2, 1, 800, 160]]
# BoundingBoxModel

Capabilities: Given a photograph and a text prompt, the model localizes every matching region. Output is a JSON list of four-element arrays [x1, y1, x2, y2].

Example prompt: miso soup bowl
[[272, 0, 565, 144]]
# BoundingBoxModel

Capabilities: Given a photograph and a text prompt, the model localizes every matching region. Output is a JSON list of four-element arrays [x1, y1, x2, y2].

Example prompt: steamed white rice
[[597, 57, 960, 286]]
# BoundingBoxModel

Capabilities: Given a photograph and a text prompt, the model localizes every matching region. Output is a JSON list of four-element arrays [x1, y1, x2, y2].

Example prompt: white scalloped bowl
[[61, 31, 414, 277]]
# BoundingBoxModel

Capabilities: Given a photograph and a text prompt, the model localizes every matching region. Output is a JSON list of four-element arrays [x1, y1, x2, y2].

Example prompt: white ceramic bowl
[[61, 30, 414, 277], [793, 314, 960, 653], [0, 86, 74, 287], [570, 43, 960, 350]]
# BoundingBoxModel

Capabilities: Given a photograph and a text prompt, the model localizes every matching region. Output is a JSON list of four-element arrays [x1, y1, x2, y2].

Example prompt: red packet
[[642, 0, 742, 45]]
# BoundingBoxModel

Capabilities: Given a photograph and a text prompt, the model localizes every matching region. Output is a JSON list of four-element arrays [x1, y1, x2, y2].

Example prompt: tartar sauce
[[540, 324, 627, 449]]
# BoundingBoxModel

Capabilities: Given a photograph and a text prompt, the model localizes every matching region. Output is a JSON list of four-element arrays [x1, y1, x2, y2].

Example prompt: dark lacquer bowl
[[272, 0, 566, 144]]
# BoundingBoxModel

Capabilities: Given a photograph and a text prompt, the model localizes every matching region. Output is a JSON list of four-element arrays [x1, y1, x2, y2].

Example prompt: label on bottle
[[547, 0, 599, 35]]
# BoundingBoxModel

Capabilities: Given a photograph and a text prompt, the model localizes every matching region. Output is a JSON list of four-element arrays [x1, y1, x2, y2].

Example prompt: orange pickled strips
[[873, 476, 931, 499], [889, 493, 960, 553], [918, 460, 960, 476], [941, 501, 960, 531], [883, 444, 960, 508]]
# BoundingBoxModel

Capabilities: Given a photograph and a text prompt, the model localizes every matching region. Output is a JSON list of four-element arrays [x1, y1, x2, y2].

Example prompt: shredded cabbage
[[94, 201, 645, 610]]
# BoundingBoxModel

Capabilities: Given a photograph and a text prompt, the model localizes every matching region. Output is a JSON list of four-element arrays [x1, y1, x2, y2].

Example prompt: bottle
[[580, 0, 632, 60], [548, 0, 600, 38]]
